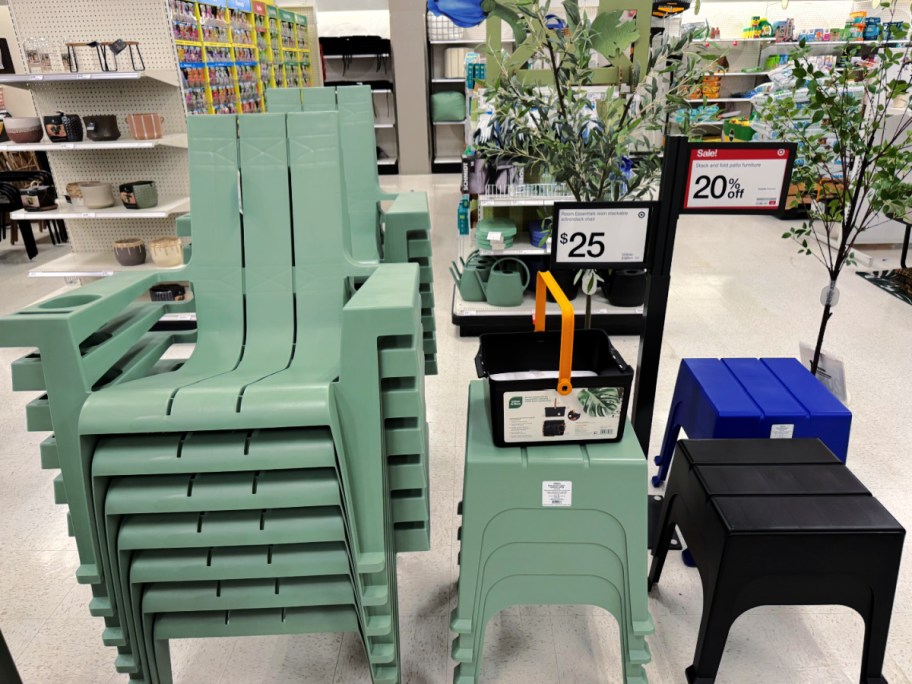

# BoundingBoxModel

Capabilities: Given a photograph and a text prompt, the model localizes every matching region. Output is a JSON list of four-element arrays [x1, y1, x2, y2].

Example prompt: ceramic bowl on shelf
[[5, 117, 43, 143], [125, 113, 164, 140], [84, 115, 121, 141], [113, 238, 146, 267], [148, 237, 183, 267], [78, 181, 115, 209], [64, 182, 85, 205], [119, 180, 158, 209]]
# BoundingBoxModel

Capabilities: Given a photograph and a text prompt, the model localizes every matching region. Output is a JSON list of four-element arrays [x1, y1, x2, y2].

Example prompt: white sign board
[[551, 203, 652, 269], [684, 147, 792, 211]]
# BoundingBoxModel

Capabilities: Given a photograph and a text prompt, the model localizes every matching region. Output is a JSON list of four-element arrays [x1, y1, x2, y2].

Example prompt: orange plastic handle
[[534, 271, 574, 396]]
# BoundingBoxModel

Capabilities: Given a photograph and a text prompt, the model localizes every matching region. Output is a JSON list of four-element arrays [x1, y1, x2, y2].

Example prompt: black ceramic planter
[[603, 269, 648, 307]]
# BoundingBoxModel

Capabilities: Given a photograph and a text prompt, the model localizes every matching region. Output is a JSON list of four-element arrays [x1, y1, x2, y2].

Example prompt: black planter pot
[[603, 269, 648, 307]]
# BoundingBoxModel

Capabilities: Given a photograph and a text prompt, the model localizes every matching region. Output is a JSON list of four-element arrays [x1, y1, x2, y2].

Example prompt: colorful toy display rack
[[0, 86, 435, 683], [171, 0, 313, 115]]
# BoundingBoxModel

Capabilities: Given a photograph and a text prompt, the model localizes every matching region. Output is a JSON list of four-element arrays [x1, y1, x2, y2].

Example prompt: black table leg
[[0, 629, 23, 684], [901, 222, 910, 269]]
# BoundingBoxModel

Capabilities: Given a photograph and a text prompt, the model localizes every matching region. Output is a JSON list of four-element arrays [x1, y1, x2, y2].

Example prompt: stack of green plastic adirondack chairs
[[0, 86, 436, 683]]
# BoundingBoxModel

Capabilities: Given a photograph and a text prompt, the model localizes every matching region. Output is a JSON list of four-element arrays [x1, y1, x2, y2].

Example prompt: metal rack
[[426, 16, 511, 173], [321, 38, 398, 173], [6, 0, 189, 280]]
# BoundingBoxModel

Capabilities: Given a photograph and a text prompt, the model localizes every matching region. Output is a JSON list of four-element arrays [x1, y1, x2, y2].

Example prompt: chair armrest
[[0, 270, 177, 348], [381, 191, 431, 264], [335, 263, 421, 570]]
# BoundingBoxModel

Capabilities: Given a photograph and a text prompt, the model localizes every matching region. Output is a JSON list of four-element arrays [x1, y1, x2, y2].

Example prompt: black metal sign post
[[630, 138, 797, 454]]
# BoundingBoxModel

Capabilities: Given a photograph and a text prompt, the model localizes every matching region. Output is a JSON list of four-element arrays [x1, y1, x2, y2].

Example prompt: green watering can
[[451, 252, 495, 302], [476, 257, 530, 307]]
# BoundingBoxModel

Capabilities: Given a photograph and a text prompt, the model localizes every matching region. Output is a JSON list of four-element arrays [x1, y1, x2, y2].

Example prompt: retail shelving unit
[[171, 0, 314, 116], [449, 4, 654, 336], [5, 0, 190, 281], [321, 37, 397, 173], [426, 16, 513, 174]]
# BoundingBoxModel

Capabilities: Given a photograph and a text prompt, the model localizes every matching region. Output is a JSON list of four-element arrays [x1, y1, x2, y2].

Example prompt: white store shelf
[[433, 120, 466, 126], [0, 69, 178, 87], [372, 89, 392, 94], [687, 97, 752, 104], [324, 53, 390, 59], [434, 156, 463, 164], [704, 37, 776, 43], [0, 134, 188, 152], [432, 77, 464, 83], [374, 123, 396, 129], [476, 235, 551, 256], [478, 194, 572, 208], [429, 38, 513, 45], [453, 286, 643, 318], [28, 251, 184, 278], [709, 71, 770, 77], [377, 157, 398, 166], [12, 196, 189, 221]]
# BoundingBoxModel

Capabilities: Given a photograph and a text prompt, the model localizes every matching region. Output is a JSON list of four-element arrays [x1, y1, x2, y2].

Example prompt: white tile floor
[[1, 174, 911, 683]]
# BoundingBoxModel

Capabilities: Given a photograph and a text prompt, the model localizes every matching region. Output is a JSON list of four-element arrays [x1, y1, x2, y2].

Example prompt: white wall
[[277, 1, 391, 38], [0, 5, 36, 116]]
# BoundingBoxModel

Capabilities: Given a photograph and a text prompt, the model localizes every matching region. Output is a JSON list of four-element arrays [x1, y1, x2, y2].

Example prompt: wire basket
[[427, 13, 465, 41], [483, 182, 573, 199]]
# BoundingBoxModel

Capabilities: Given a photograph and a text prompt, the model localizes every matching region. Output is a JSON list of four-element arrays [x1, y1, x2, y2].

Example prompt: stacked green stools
[[451, 381, 654, 683], [0, 87, 434, 683]]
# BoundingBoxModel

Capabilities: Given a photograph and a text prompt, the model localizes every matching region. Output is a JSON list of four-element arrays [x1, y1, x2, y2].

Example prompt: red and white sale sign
[[683, 147, 791, 211]]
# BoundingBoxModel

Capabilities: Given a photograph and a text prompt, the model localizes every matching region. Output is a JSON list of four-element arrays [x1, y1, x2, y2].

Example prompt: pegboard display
[[7, 0, 189, 256], [170, 0, 315, 115]]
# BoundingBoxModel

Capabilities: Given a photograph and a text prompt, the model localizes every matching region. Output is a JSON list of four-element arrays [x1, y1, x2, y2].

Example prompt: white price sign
[[551, 202, 652, 269], [684, 146, 792, 211]]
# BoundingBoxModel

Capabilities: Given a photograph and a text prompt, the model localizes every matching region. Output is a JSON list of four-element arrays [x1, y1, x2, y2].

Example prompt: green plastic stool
[[452, 381, 653, 683]]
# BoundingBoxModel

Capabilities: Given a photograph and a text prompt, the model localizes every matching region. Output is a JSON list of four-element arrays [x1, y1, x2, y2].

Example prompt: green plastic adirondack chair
[[0, 100, 430, 683]]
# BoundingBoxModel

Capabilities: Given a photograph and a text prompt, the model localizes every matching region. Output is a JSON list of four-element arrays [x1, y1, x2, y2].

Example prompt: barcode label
[[542, 480, 572, 507]]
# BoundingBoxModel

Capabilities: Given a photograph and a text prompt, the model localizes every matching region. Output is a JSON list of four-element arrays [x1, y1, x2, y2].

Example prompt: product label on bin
[[770, 424, 794, 439], [542, 481, 572, 507], [502, 386, 624, 444]]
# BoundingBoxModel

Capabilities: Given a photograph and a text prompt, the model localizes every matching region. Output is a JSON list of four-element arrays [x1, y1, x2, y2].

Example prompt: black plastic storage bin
[[475, 329, 633, 447]]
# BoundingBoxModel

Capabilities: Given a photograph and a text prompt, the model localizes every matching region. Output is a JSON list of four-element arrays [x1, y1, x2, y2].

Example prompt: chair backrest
[[266, 85, 384, 263], [184, 103, 379, 384]]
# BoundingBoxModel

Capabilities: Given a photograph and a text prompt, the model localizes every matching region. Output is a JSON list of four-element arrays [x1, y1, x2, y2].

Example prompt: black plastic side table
[[0, 628, 22, 684], [649, 439, 905, 684]]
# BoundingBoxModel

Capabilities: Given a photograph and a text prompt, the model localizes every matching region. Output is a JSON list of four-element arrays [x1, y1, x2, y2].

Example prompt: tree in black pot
[[477, 0, 711, 326], [754, 18, 912, 375]]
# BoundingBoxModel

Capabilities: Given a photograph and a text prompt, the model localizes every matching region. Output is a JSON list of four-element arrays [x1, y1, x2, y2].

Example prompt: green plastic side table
[[452, 381, 654, 683]]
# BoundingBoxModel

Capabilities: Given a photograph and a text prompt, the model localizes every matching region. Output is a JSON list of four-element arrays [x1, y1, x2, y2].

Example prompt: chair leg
[[686, 584, 739, 684], [153, 635, 174, 684], [17, 221, 38, 260]]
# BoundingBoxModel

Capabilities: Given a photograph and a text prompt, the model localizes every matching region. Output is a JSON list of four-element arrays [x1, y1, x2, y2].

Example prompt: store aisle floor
[[1, 175, 911, 683]]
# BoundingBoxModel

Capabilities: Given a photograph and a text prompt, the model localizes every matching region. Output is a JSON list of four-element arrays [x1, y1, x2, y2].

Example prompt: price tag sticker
[[78, 212, 97, 219], [683, 146, 793, 211], [550, 201, 654, 270]]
